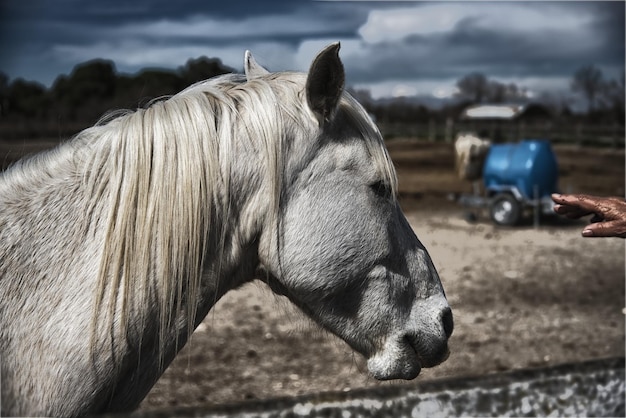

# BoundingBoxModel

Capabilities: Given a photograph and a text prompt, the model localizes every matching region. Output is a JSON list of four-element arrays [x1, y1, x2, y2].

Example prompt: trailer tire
[[490, 193, 522, 226]]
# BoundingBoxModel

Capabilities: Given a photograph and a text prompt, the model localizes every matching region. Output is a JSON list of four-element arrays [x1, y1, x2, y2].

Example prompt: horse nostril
[[441, 307, 454, 339]]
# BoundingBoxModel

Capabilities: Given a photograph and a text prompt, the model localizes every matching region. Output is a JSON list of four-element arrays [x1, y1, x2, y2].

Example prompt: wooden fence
[[0, 119, 623, 148], [378, 120, 625, 148]]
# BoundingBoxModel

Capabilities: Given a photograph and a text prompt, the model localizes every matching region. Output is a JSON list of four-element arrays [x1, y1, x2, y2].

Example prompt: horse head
[[253, 44, 453, 380]]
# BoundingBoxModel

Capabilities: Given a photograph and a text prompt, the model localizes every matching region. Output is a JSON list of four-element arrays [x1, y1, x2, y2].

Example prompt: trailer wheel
[[490, 193, 521, 226]]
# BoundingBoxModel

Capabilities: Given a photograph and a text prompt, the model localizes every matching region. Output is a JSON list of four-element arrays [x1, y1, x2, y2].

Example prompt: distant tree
[[71, 60, 117, 99], [125, 69, 185, 105], [571, 65, 604, 113], [53, 60, 116, 101], [487, 81, 506, 103], [505, 83, 520, 100], [0, 72, 8, 116], [456, 73, 489, 103], [51, 60, 117, 121], [456, 73, 527, 104], [7, 78, 48, 118], [601, 70, 625, 125], [179, 57, 233, 86]]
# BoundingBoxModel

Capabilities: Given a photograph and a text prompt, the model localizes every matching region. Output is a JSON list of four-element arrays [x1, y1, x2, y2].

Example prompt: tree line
[[355, 66, 624, 127], [0, 57, 623, 140], [0, 57, 234, 139]]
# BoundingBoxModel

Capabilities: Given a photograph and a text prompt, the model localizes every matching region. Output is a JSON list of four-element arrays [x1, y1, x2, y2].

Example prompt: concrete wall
[[127, 357, 624, 418]]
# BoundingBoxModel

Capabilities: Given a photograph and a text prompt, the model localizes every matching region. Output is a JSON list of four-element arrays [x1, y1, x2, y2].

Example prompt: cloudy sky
[[0, 1, 623, 100]]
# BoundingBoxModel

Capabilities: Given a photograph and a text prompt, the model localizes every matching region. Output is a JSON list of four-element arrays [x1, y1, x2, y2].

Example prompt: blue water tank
[[483, 140, 559, 199]]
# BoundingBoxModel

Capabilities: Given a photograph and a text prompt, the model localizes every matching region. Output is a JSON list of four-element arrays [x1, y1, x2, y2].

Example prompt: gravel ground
[[140, 202, 624, 410], [140, 141, 624, 411]]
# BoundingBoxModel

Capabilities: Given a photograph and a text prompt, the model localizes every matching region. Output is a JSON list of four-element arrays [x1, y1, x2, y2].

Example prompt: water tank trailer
[[463, 139, 560, 226]]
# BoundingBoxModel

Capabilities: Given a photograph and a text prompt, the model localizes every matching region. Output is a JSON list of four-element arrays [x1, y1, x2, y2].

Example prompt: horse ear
[[244, 50, 270, 80], [306, 42, 345, 124]]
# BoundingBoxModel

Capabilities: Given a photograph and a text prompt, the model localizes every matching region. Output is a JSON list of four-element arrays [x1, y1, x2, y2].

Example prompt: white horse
[[0, 44, 452, 417], [454, 133, 491, 181]]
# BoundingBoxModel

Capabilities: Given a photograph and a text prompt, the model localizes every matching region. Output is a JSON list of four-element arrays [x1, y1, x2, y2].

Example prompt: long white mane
[[66, 71, 396, 356]]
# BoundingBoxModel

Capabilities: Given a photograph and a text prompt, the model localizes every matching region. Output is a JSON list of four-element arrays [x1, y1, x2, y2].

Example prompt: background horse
[[454, 133, 491, 181], [0, 43, 452, 416]]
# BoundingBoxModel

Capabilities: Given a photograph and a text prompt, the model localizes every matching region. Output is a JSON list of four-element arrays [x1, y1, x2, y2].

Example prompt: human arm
[[551, 193, 626, 238]]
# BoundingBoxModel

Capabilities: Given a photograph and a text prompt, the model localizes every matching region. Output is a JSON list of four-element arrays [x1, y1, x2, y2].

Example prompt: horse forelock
[[336, 94, 398, 199]]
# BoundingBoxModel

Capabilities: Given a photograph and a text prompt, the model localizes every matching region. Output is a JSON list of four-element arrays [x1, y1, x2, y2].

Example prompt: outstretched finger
[[552, 193, 605, 215], [552, 193, 600, 210], [582, 220, 626, 238], [553, 203, 592, 218]]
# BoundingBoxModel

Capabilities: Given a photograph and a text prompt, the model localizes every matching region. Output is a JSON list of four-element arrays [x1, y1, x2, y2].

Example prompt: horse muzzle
[[366, 306, 453, 381]]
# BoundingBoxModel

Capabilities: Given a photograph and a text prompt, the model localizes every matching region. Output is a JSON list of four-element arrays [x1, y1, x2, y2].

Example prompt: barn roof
[[461, 103, 551, 120]]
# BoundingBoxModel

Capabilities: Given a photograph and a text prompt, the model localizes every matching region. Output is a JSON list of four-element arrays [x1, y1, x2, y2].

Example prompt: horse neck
[[87, 100, 284, 348]]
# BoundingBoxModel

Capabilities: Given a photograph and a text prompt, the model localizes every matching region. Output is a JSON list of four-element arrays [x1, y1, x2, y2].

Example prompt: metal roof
[[461, 104, 526, 120]]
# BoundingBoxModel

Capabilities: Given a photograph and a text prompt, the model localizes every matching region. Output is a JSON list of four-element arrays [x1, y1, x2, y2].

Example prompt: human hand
[[552, 193, 626, 238]]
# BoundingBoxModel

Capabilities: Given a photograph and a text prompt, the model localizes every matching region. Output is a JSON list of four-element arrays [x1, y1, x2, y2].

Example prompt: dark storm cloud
[[587, 2, 626, 63], [2, 0, 365, 45], [0, 1, 623, 98], [2, 0, 304, 25], [344, 1, 624, 87], [0, 0, 372, 84]]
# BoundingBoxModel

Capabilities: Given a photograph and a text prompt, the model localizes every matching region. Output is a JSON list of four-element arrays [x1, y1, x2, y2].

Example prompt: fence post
[[533, 184, 540, 229], [428, 119, 435, 142], [445, 117, 454, 143]]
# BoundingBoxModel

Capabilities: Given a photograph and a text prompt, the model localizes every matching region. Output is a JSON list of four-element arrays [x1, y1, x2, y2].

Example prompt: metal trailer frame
[[459, 183, 556, 227]]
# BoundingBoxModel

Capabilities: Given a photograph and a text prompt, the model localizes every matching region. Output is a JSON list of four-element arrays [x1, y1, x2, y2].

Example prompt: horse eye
[[370, 180, 392, 199]]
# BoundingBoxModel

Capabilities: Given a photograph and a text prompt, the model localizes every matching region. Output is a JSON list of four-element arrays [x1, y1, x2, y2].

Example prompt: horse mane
[[73, 71, 396, 361]]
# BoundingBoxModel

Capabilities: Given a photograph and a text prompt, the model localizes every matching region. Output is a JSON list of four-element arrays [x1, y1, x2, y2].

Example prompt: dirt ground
[[136, 140, 625, 411]]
